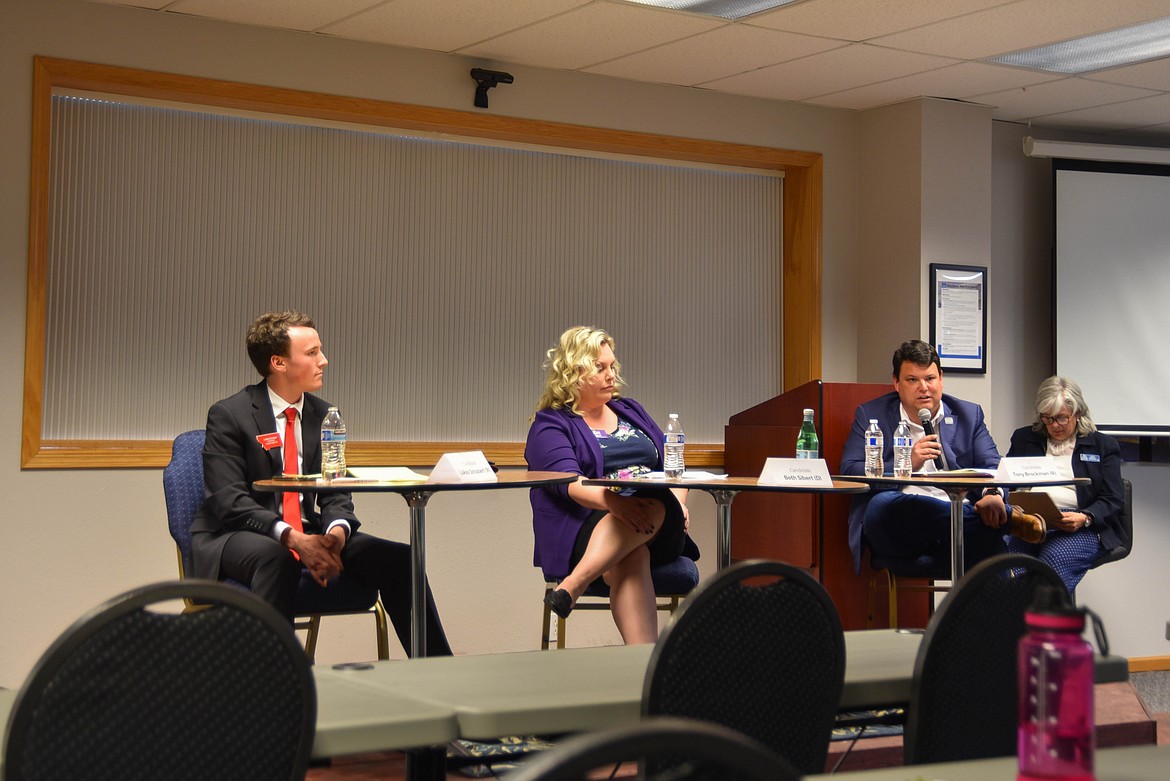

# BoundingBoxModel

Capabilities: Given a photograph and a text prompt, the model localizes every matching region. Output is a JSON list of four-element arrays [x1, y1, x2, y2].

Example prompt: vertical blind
[[44, 94, 783, 443]]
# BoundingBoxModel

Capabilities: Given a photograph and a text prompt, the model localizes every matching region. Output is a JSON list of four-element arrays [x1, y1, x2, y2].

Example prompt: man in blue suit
[[840, 340, 1041, 573]]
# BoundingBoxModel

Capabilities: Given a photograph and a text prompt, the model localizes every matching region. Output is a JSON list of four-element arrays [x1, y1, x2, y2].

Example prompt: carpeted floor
[[1132, 670, 1170, 712]]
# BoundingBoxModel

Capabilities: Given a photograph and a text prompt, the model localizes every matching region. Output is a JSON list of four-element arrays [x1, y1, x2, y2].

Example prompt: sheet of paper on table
[[344, 466, 428, 482]]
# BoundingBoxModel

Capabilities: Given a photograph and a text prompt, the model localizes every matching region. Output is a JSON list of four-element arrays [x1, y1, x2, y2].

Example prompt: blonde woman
[[524, 327, 696, 644], [1006, 376, 1126, 593]]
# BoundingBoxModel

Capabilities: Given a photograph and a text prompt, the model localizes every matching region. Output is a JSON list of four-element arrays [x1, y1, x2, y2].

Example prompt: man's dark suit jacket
[[839, 391, 1002, 572], [1007, 426, 1127, 553], [190, 381, 358, 581]]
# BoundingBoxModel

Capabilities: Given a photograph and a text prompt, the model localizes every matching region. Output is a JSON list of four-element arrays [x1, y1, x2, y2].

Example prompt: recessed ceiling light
[[622, 0, 803, 22], [986, 17, 1170, 74]]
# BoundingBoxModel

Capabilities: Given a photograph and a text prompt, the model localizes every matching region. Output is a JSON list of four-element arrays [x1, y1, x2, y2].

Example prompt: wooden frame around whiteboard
[[22, 56, 823, 468]]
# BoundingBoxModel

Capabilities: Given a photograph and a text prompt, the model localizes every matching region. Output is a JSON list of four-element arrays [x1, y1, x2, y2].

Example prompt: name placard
[[427, 450, 498, 483], [996, 456, 1062, 482], [758, 457, 833, 487]]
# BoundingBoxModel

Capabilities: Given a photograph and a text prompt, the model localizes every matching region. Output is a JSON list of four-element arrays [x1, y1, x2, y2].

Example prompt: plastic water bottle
[[1017, 586, 1096, 781], [864, 419, 884, 477], [663, 413, 685, 478], [321, 406, 347, 481], [893, 420, 913, 478], [796, 408, 818, 459]]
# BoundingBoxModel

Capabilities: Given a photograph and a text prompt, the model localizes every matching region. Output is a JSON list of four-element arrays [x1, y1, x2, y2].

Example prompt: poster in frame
[[929, 263, 987, 374]]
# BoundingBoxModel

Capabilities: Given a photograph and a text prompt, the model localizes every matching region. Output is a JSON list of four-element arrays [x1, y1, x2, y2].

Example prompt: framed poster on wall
[[930, 263, 986, 374]]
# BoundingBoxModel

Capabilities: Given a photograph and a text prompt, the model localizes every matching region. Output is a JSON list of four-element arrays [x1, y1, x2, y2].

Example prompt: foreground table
[[311, 668, 457, 758], [257, 470, 575, 657], [837, 474, 1090, 582], [310, 630, 1128, 746], [583, 475, 869, 569], [807, 742, 1168, 781]]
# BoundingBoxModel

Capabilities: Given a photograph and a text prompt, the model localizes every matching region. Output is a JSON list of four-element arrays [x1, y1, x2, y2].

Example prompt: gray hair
[[1033, 375, 1096, 436]]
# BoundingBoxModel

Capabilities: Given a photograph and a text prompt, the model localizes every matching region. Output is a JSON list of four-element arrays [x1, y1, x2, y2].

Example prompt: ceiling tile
[[1030, 92, 1170, 132], [873, 0, 1170, 60], [167, 0, 384, 31], [702, 43, 957, 101], [807, 61, 1058, 110], [584, 24, 845, 85], [970, 76, 1160, 121], [84, 0, 174, 9], [748, 0, 1013, 42], [1090, 56, 1170, 91], [457, 2, 723, 70], [320, 0, 590, 52]]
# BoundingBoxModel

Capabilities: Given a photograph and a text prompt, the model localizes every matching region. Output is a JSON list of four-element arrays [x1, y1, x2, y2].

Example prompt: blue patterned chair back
[[163, 429, 206, 575]]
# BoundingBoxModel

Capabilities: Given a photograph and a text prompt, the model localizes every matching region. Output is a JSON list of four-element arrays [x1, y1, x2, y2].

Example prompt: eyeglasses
[[1039, 414, 1073, 426]]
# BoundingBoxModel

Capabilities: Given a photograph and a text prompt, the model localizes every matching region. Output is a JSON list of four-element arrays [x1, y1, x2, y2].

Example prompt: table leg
[[404, 491, 434, 659], [405, 746, 446, 781], [945, 487, 967, 583], [707, 489, 739, 570]]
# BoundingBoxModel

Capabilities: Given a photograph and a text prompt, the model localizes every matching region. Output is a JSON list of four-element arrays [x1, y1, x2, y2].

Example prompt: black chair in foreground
[[165, 428, 390, 661], [643, 559, 846, 775], [507, 717, 800, 781], [904, 553, 1069, 765], [3, 580, 316, 781]]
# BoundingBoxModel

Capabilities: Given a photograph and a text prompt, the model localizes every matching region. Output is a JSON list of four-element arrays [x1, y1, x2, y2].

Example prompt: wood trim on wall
[[21, 56, 823, 469]]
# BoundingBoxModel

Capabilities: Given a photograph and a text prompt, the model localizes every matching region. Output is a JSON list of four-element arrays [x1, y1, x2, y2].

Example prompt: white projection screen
[[1055, 160, 1170, 434]]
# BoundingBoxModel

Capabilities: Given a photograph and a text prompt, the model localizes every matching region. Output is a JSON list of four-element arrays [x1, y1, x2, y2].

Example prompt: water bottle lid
[[668, 413, 678, 418], [1025, 584, 1086, 632]]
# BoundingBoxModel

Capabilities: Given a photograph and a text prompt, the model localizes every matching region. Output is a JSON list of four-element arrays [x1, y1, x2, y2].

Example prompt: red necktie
[[282, 408, 304, 540]]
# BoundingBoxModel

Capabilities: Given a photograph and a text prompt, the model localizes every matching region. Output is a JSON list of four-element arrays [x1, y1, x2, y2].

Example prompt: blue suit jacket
[[1007, 427, 1126, 552], [839, 391, 1002, 571]]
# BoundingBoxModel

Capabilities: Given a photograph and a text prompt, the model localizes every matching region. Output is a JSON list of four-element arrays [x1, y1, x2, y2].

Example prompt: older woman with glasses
[[1006, 376, 1126, 593]]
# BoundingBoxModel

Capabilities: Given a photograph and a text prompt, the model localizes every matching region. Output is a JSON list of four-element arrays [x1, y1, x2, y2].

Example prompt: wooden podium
[[724, 380, 930, 629]]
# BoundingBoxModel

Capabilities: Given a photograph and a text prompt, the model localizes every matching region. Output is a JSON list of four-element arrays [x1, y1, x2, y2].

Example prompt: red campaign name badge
[[256, 432, 282, 451]]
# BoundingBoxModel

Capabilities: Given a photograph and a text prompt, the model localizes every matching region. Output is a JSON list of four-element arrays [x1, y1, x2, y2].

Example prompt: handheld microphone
[[918, 407, 949, 470]]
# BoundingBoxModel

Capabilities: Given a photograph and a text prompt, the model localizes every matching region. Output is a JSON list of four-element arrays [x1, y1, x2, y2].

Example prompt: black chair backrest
[[4, 580, 316, 781], [1092, 477, 1132, 568], [904, 553, 1068, 766], [643, 559, 846, 775], [507, 716, 800, 781], [163, 429, 207, 574]]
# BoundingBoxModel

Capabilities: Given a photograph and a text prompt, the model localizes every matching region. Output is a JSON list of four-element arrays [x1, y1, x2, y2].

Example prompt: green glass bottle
[[795, 408, 819, 459]]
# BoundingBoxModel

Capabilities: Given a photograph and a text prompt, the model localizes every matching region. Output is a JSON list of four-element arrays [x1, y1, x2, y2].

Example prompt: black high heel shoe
[[544, 588, 573, 619]]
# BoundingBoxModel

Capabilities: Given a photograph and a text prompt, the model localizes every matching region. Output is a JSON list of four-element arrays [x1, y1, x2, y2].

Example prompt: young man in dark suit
[[190, 310, 451, 656]]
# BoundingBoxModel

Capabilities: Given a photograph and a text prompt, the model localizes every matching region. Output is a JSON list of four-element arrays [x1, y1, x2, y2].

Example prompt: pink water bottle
[[1017, 586, 1096, 781]]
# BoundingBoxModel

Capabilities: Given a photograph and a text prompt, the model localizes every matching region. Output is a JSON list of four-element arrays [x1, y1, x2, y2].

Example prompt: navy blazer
[[1006, 427, 1126, 552], [839, 391, 1002, 572], [190, 381, 359, 580]]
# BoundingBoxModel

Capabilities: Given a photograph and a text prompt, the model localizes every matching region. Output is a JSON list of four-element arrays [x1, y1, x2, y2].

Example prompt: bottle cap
[[803, 408, 813, 415], [1025, 584, 1086, 632], [668, 413, 678, 419]]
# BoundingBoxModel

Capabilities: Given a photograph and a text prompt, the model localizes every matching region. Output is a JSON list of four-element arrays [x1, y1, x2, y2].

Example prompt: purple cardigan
[[524, 397, 665, 579]]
